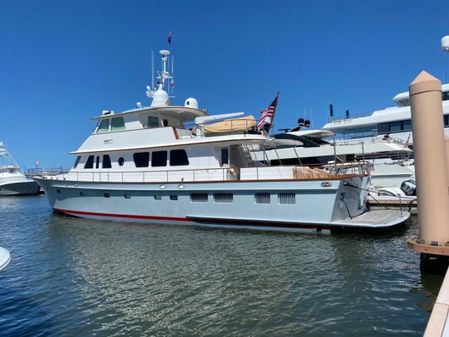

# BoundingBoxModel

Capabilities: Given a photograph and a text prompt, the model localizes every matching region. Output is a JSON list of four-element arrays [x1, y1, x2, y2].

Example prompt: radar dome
[[184, 98, 198, 109], [151, 89, 169, 107], [442, 36, 449, 51]]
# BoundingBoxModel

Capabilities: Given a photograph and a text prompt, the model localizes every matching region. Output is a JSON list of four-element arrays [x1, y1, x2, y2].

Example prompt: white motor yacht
[[0, 142, 40, 196], [35, 48, 409, 232], [322, 84, 449, 145], [252, 123, 415, 191]]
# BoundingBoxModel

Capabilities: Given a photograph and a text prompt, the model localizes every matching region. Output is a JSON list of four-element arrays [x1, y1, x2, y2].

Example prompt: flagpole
[[151, 50, 155, 90]]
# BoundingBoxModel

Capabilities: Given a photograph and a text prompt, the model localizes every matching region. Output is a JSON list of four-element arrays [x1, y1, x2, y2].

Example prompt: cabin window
[[221, 148, 229, 166], [73, 156, 81, 168], [152, 151, 167, 167], [84, 155, 94, 169], [278, 193, 295, 204], [191, 193, 208, 202], [111, 117, 125, 131], [170, 150, 189, 166], [170, 195, 178, 201], [97, 119, 110, 133], [103, 155, 112, 169], [95, 156, 100, 169], [255, 193, 270, 204], [390, 121, 402, 132], [214, 193, 233, 203], [403, 120, 412, 132], [104, 193, 110, 198], [443, 92, 449, 101], [154, 195, 162, 200], [133, 152, 150, 167], [148, 116, 160, 128], [118, 157, 125, 166]]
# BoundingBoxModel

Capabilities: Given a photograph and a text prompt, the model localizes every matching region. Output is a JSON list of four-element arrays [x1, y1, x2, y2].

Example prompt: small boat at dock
[[0, 142, 40, 196]]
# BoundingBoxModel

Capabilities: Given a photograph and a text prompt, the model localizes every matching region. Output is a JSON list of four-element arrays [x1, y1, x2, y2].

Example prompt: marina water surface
[[0, 196, 441, 336]]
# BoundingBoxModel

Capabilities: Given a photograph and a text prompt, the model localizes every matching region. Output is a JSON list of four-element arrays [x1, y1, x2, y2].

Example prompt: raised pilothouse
[[35, 48, 409, 232], [0, 142, 40, 196]]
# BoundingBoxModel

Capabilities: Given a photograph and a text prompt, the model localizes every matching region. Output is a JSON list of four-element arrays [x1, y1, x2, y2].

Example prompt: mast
[[147, 49, 174, 107]]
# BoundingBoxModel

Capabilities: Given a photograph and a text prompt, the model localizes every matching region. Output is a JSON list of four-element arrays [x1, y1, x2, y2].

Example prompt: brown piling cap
[[409, 71, 442, 96]]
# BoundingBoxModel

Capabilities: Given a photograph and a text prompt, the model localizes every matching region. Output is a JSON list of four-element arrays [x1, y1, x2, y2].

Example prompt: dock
[[424, 267, 449, 336]]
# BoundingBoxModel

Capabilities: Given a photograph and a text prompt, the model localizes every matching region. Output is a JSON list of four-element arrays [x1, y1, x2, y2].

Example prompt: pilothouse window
[[170, 150, 189, 166], [111, 117, 125, 131], [133, 152, 150, 167], [148, 116, 160, 128], [73, 156, 81, 168], [103, 155, 112, 169], [152, 151, 167, 167], [97, 119, 110, 133], [84, 155, 94, 169]]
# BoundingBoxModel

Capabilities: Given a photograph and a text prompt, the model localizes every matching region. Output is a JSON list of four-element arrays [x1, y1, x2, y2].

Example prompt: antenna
[[151, 50, 155, 89], [442, 36, 449, 83], [170, 54, 175, 97]]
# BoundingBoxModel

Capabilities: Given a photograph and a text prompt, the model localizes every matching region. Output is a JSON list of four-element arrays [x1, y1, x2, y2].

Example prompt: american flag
[[257, 94, 279, 131]]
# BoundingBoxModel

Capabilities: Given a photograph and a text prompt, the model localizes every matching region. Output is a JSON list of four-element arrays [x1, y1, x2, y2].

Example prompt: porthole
[[118, 157, 125, 166]]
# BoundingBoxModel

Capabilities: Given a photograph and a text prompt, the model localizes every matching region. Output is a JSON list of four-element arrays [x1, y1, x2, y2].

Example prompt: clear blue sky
[[1, 0, 448, 168]]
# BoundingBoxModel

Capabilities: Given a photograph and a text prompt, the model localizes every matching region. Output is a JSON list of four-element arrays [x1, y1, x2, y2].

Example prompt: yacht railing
[[39, 167, 239, 183], [335, 135, 408, 147], [36, 164, 366, 184]]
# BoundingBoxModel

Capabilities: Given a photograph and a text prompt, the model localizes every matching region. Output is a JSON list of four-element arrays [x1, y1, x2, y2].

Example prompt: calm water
[[0, 196, 442, 336]]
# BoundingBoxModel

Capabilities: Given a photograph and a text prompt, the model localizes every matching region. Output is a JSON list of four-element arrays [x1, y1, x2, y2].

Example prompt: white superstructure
[[322, 84, 449, 145], [0, 142, 40, 196], [35, 48, 409, 232], [252, 126, 415, 190]]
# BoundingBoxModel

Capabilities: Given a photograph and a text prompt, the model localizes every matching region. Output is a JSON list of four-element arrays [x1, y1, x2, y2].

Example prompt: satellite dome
[[442, 36, 449, 51], [151, 89, 169, 107], [185, 98, 198, 109]]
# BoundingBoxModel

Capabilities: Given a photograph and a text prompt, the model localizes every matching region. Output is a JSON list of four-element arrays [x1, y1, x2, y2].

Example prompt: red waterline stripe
[[55, 208, 332, 231], [54, 208, 188, 222]]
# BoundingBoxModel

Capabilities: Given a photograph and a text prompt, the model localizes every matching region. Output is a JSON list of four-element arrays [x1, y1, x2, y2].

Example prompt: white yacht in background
[[252, 122, 415, 190], [0, 142, 40, 196], [35, 49, 409, 232], [322, 84, 449, 145]]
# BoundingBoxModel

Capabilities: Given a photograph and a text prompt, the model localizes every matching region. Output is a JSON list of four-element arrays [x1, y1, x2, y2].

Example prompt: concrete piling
[[407, 71, 449, 273]]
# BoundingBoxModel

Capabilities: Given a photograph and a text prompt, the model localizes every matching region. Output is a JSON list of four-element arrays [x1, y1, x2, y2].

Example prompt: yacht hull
[[36, 176, 408, 232], [0, 180, 40, 196]]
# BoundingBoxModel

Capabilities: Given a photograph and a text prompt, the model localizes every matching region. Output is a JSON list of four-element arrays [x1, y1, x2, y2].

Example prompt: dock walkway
[[425, 267, 449, 336]]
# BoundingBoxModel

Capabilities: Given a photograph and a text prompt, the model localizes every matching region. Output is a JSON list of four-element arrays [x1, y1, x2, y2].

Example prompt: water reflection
[[0, 197, 438, 336]]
